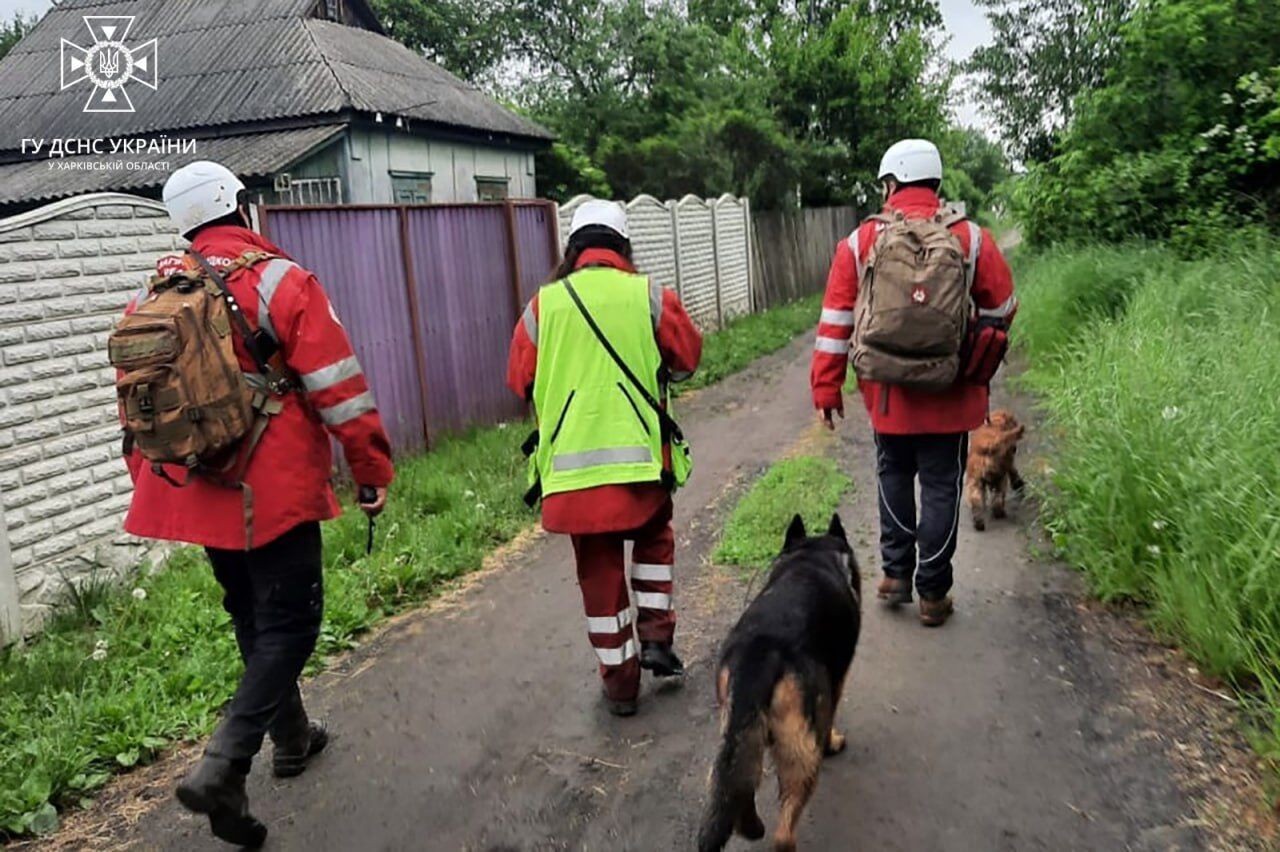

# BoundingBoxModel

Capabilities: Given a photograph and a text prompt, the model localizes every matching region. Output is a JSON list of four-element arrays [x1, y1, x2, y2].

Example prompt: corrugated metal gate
[[260, 201, 559, 453]]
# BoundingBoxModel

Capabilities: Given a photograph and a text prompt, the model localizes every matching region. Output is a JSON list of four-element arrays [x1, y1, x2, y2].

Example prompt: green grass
[[0, 293, 825, 839], [679, 294, 821, 393], [1015, 238, 1280, 780], [713, 456, 852, 571]]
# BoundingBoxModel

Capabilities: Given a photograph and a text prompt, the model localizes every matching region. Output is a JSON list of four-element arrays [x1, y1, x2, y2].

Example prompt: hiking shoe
[[919, 596, 955, 628], [175, 755, 268, 848], [272, 720, 329, 779], [877, 576, 912, 606], [640, 642, 685, 678]]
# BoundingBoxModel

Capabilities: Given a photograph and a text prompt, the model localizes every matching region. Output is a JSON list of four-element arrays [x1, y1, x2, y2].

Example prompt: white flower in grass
[[1152, 520, 1168, 532], [91, 647, 108, 662], [132, 587, 147, 601], [498, 423, 509, 430], [475, 503, 487, 512], [464, 490, 476, 499], [95, 639, 109, 651], [1147, 545, 1162, 557], [1161, 406, 1181, 421]]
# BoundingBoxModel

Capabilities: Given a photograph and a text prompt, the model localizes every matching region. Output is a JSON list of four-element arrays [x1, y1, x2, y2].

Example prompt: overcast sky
[[1, 0, 996, 128]]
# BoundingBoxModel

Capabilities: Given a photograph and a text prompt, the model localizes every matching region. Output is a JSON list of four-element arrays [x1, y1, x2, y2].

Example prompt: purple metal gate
[[260, 201, 560, 453]]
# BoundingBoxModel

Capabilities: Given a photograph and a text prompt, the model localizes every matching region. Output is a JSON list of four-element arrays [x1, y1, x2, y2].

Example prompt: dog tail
[[697, 645, 785, 852]]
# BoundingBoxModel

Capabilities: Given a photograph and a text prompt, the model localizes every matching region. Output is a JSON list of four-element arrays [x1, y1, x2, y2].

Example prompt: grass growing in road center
[[0, 292, 827, 840], [713, 456, 851, 571]]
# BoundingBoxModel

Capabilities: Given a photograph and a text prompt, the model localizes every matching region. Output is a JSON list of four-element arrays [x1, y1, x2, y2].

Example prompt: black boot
[[639, 641, 685, 677], [272, 720, 329, 779], [175, 754, 268, 848]]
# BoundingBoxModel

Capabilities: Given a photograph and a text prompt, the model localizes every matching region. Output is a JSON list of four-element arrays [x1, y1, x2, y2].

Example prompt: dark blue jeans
[[205, 522, 323, 763], [875, 433, 968, 601]]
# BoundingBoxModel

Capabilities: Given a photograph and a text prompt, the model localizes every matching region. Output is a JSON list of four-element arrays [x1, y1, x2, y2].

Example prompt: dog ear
[[827, 513, 847, 542], [784, 514, 807, 549]]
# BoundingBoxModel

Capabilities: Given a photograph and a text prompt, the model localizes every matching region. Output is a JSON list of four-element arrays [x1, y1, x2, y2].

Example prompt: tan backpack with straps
[[109, 250, 292, 485], [851, 210, 979, 394]]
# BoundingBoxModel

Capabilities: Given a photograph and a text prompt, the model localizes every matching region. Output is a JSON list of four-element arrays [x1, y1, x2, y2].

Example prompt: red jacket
[[811, 188, 1017, 435], [507, 249, 702, 535], [123, 225, 395, 550]]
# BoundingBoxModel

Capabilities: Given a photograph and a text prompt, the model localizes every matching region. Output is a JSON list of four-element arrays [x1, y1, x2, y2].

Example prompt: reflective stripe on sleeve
[[318, 391, 376, 426], [300, 355, 363, 393], [632, 563, 672, 582], [820, 308, 855, 326], [255, 259, 297, 342], [978, 294, 1018, 319], [815, 336, 850, 355], [522, 301, 538, 345]]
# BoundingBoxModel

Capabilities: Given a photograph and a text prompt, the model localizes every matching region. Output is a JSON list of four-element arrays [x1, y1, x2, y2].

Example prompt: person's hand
[[819, 407, 844, 431], [357, 485, 388, 517]]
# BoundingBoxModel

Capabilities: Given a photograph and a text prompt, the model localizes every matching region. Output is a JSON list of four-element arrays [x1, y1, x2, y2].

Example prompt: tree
[[0, 13, 34, 62], [968, 0, 1133, 161], [369, 0, 512, 83]]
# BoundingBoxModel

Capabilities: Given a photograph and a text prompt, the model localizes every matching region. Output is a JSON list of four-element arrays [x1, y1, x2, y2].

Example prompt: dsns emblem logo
[[60, 16, 157, 113]]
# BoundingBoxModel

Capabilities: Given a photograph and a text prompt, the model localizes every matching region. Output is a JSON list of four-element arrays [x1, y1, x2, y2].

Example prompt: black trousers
[[204, 522, 324, 763], [875, 432, 968, 600]]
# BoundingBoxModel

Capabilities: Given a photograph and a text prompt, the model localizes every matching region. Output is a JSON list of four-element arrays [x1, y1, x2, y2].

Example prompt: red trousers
[[570, 499, 676, 702]]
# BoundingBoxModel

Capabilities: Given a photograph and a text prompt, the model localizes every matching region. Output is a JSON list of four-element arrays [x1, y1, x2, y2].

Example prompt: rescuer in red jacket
[[507, 201, 702, 716], [811, 139, 1017, 628], [122, 162, 394, 847]]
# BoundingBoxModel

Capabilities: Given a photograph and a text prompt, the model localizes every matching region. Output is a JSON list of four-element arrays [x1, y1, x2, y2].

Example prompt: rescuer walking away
[[508, 200, 702, 716], [112, 161, 394, 847]]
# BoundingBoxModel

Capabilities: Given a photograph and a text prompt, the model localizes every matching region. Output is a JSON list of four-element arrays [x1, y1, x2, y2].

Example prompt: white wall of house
[[340, 128, 537, 204]]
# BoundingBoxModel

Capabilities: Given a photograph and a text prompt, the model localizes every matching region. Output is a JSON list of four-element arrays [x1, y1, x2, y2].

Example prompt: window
[[391, 172, 433, 204], [475, 176, 510, 202]]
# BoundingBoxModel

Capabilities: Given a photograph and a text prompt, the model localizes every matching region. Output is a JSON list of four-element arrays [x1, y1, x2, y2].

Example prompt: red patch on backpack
[[911, 286, 929, 305]]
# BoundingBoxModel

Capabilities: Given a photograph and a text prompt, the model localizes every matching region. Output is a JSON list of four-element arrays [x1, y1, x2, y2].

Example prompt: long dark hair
[[551, 225, 634, 281]]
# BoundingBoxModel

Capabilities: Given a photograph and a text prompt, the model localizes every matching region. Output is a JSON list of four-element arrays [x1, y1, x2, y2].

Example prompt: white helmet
[[162, 160, 246, 236], [569, 199, 630, 241], [878, 139, 944, 184]]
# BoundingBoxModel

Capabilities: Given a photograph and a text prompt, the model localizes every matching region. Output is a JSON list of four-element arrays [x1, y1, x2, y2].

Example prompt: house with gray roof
[[0, 0, 553, 214]]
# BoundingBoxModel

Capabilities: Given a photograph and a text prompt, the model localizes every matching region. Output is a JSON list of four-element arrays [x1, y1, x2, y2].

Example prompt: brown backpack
[[851, 210, 980, 394], [109, 251, 291, 485]]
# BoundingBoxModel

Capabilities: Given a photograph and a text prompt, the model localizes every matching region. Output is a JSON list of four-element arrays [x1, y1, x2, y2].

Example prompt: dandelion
[[91, 647, 108, 662], [1162, 406, 1181, 421], [1147, 545, 1162, 557], [1152, 520, 1167, 532], [132, 587, 147, 601]]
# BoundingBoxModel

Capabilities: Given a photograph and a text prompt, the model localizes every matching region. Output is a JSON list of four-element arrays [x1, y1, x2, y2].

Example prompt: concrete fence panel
[[0, 193, 178, 638]]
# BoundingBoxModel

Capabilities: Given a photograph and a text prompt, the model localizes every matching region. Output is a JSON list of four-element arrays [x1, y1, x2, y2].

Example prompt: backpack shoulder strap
[[963, 221, 982, 291], [188, 249, 293, 395], [560, 277, 684, 443], [850, 216, 893, 282]]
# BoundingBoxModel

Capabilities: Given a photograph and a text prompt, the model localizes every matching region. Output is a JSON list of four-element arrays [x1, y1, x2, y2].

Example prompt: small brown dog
[[967, 410, 1026, 531]]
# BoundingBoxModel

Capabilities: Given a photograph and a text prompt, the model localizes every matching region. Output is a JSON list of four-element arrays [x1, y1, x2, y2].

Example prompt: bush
[[1017, 239, 1280, 776]]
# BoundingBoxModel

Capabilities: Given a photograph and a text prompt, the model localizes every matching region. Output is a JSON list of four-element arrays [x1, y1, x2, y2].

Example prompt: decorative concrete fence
[[0, 193, 180, 640], [557, 194, 754, 329]]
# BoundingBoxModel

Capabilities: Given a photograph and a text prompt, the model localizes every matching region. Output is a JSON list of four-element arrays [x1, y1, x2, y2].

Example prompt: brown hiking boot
[[877, 576, 912, 606], [919, 597, 954, 628]]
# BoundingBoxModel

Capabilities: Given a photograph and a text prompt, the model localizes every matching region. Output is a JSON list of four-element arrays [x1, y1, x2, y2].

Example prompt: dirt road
[[115, 337, 1207, 851]]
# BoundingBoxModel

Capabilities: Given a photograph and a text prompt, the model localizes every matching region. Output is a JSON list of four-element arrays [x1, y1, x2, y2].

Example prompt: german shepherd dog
[[966, 409, 1027, 531], [698, 514, 861, 852]]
